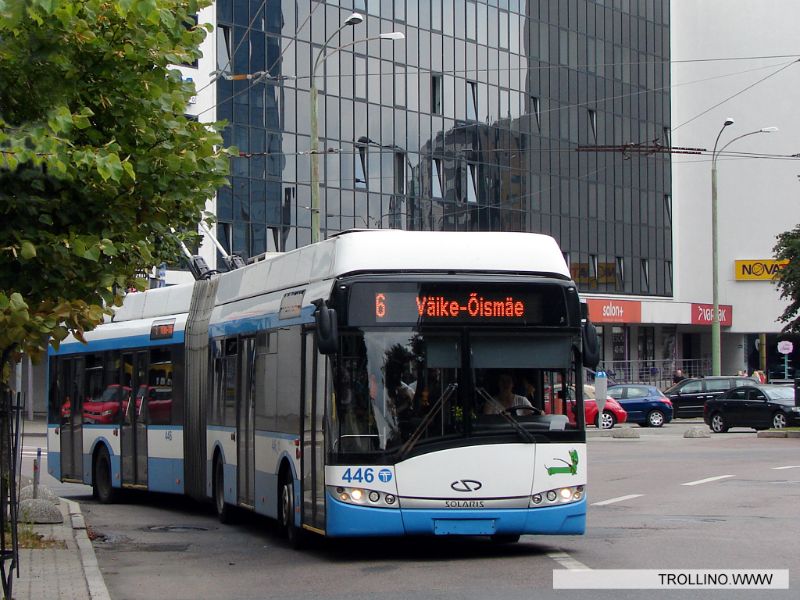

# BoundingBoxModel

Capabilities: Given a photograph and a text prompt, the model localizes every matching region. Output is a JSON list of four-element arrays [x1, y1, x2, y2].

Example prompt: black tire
[[772, 412, 787, 429], [646, 410, 665, 428], [214, 456, 232, 524], [491, 534, 521, 544], [93, 446, 117, 504], [596, 410, 616, 430], [710, 412, 728, 433], [279, 474, 305, 549]]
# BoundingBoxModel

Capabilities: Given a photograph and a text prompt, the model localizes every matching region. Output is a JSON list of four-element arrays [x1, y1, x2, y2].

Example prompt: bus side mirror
[[314, 301, 339, 355], [582, 321, 600, 369]]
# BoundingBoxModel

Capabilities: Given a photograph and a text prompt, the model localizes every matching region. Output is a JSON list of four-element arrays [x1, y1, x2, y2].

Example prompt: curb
[[63, 499, 111, 600]]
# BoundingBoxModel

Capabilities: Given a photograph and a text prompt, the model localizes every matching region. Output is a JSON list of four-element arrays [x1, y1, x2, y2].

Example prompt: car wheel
[[772, 412, 787, 429], [646, 410, 665, 428], [596, 410, 616, 429], [93, 446, 117, 504], [710, 412, 728, 433]]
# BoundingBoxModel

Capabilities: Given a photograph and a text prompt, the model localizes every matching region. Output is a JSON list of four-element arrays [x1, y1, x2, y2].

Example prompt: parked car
[[703, 384, 800, 433], [663, 376, 758, 418], [607, 384, 673, 427], [544, 385, 627, 429]]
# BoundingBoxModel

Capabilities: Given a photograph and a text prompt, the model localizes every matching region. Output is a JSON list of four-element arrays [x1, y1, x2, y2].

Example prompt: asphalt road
[[21, 421, 799, 600]]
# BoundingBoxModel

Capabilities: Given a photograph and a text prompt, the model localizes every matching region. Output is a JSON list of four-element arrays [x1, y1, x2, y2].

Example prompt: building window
[[216, 25, 231, 78], [355, 144, 368, 189], [588, 109, 598, 141], [466, 163, 478, 203], [589, 254, 598, 283], [563, 252, 571, 269], [663, 127, 672, 148], [531, 96, 541, 131], [432, 74, 443, 115], [467, 81, 478, 121], [641, 259, 650, 292], [616, 257, 625, 290], [431, 158, 443, 198], [394, 152, 406, 195], [664, 194, 672, 225]]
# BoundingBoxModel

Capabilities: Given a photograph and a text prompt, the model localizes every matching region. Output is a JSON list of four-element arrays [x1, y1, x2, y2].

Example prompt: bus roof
[[112, 230, 572, 320]]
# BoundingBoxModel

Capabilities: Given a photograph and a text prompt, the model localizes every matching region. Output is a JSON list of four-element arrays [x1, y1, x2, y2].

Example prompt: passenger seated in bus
[[483, 372, 539, 416]]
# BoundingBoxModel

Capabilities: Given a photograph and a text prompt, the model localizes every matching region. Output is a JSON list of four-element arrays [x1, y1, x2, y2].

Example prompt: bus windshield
[[330, 328, 581, 457]]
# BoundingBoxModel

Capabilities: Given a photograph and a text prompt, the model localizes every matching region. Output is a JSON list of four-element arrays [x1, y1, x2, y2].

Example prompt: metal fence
[[593, 359, 712, 391]]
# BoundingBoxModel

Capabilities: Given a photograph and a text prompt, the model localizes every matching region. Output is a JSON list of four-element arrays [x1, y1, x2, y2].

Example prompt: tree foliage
[[774, 224, 800, 333], [0, 0, 231, 382]]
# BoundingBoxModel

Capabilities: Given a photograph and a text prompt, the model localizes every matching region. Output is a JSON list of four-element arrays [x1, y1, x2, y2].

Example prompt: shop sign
[[691, 303, 733, 326], [734, 259, 788, 281], [586, 299, 642, 324]]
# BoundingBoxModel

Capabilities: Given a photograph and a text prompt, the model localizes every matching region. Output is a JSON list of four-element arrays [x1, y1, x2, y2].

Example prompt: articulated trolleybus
[[48, 230, 600, 544]]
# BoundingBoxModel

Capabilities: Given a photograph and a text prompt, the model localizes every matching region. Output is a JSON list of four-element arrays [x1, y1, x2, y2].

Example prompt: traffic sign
[[778, 341, 793, 355]]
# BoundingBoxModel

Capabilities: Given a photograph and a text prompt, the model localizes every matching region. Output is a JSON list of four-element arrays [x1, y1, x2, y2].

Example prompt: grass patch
[[16, 524, 65, 549]]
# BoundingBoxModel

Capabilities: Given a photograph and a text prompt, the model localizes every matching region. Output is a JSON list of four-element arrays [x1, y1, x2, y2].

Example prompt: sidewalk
[[12, 498, 109, 600], [10, 418, 110, 600]]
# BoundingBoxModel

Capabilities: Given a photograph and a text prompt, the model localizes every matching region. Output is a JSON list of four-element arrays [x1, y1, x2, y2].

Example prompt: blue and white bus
[[48, 230, 599, 545]]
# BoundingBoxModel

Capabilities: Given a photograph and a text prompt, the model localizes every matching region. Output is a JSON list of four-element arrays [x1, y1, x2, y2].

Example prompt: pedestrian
[[672, 368, 686, 384]]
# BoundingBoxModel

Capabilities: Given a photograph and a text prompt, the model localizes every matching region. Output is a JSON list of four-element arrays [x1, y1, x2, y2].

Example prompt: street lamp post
[[309, 14, 404, 243], [710, 118, 778, 375]]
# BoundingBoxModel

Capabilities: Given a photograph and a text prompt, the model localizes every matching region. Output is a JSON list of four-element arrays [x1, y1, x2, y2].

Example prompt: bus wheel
[[93, 446, 117, 504], [280, 475, 304, 549], [491, 534, 520, 544], [214, 457, 232, 524]]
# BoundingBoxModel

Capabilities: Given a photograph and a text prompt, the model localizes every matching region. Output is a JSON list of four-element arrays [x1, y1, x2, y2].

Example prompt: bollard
[[33, 447, 42, 499]]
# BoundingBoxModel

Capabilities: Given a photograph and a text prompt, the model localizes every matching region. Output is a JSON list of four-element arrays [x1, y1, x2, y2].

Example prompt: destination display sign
[[150, 319, 175, 340], [347, 282, 569, 326]]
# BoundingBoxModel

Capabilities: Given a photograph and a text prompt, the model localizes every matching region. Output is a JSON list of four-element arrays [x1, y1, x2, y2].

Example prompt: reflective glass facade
[[215, 0, 671, 296]]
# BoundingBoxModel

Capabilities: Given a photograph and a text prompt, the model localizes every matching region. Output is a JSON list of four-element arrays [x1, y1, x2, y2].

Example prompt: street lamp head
[[760, 126, 779, 133], [723, 117, 735, 127], [379, 31, 405, 40], [345, 12, 364, 26]]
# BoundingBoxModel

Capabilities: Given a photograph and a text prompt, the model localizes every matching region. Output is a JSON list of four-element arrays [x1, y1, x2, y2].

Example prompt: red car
[[545, 385, 628, 429], [82, 384, 131, 424], [580, 385, 628, 429]]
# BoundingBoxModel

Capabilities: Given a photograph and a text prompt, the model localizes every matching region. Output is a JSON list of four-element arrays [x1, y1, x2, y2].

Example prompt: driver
[[483, 372, 538, 415]]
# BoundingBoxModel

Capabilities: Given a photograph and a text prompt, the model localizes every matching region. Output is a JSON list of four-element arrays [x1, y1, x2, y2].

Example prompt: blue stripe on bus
[[207, 306, 316, 338], [49, 332, 185, 355], [325, 494, 586, 537], [148, 457, 185, 494]]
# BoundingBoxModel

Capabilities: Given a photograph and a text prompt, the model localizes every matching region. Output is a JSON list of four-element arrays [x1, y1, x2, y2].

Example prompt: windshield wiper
[[397, 383, 458, 461], [475, 387, 535, 443]]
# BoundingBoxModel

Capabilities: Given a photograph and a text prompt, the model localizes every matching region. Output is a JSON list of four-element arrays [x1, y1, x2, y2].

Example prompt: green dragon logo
[[545, 449, 579, 476]]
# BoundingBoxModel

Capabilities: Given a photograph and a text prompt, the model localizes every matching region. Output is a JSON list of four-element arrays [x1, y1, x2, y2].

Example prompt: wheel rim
[[711, 414, 723, 432], [281, 482, 293, 529], [599, 412, 614, 429], [773, 413, 786, 429], [649, 411, 664, 427]]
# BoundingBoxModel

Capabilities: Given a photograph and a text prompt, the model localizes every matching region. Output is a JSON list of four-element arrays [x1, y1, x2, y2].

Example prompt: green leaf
[[20, 240, 37, 259], [96, 152, 123, 182], [84, 246, 101, 262]]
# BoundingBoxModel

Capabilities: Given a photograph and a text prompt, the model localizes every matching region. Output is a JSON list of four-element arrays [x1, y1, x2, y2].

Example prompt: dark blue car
[[607, 384, 674, 427]]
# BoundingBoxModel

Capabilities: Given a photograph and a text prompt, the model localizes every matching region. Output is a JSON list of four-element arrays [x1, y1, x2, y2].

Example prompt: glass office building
[[212, 0, 671, 297]]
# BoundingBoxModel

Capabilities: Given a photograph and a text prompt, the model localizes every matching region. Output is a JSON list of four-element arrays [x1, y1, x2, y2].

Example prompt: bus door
[[59, 357, 84, 481], [121, 351, 148, 487], [301, 330, 326, 531], [237, 336, 256, 507]]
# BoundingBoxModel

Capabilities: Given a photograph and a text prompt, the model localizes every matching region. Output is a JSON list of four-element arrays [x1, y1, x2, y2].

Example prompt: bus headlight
[[530, 485, 584, 507], [330, 486, 399, 509]]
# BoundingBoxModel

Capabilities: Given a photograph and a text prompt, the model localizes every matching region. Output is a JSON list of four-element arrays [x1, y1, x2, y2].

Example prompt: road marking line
[[591, 494, 644, 506], [772, 465, 800, 470], [681, 475, 734, 486], [548, 551, 591, 570]]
